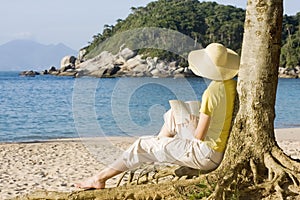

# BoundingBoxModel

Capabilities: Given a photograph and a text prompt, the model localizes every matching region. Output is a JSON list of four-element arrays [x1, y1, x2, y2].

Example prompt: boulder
[[174, 67, 184, 74], [278, 67, 285, 74], [76, 51, 115, 74], [40, 70, 48, 75], [49, 66, 57, 71], [75, 69, 88, 78], [60, 55, 76, 68], [135, 72, 146, 77], [86, 63, 121, 78], [19, 70, 39, 77], [150, 69, 161, 77], [126, 55, 145, 69], [295, 66, 300, 74], [169, 61, 177, 69], [184, 67, 195, 77], [287, 68, 297, 76], [60, 65, 74, 72], [174, 74, 185, 78], [156, 62, 167, 71], [89, 69, 107, 78], [48, 70, 60, 75], [95, 51, 115, 67], [146, 57, 158, 72], [103, 65, 121, 76], [114, 56, 126, 65], [47, 66, 59, 75], [132, 64, 148, 73], [77, 48, 87, 62], [57, 71, 77, 77], [119, 48, 136, 60]]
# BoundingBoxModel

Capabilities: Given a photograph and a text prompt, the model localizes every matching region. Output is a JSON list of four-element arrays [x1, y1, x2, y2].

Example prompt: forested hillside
[[84, 0, 299, 68], [281, 13, 300, 68]]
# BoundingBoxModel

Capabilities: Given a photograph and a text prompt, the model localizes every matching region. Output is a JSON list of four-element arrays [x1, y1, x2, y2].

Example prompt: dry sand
[[0, 129, 299, 200]]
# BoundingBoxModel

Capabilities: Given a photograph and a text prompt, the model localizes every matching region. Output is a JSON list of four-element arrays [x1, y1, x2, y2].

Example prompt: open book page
[[169, 100, 201, 124]]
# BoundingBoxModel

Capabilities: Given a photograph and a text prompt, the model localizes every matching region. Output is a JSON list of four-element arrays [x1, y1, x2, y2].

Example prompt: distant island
[[0, 39, 76, 71], [19, 0, 300, 78], [82, 0, 299, 70]]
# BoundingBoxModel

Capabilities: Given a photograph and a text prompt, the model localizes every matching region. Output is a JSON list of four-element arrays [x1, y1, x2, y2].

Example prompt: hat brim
[[188, 48, 240, 81]]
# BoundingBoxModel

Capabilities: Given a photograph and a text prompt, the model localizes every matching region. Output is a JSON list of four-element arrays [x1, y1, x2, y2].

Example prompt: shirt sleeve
[[200, 88, 218, 116]]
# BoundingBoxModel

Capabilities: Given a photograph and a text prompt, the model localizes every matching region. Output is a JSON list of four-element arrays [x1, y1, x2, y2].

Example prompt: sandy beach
[[1, 129, 299, 200]]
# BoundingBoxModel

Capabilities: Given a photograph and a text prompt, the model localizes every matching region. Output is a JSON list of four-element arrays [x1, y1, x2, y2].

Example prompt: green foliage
[[281, 14, 300, 68], [188, 182, 213, 200], [84, 0, 299, 68]]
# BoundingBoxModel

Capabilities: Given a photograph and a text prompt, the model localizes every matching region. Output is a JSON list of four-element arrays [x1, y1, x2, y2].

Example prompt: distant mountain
[[0, 39, 77, 71]]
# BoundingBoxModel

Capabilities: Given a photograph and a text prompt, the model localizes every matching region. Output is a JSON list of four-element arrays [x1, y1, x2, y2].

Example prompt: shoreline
[[1, 127, 299, 145], [274, 127, 300, 141], [0, 136, 137, 145], [1, 128, 299, 199]]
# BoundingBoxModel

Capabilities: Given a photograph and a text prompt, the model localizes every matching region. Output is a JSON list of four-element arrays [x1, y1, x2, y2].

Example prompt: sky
[[0, 0, 298, 51]]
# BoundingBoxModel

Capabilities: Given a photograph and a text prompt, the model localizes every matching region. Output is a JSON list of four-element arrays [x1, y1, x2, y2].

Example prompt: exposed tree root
[[15, 179, 202, 200], [116, 164, 201, 187], [272, 146, 300, 172], [13, 163, 212, 200], [206, 146, 300, 200], [253, 151, 300, 199], [206, 166, 239, 200]]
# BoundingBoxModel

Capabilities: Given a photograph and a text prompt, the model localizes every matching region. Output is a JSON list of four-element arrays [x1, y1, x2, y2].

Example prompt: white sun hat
[[188, 43, 240, 81]]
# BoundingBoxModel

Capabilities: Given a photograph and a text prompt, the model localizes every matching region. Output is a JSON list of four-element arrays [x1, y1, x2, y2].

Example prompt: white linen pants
[[110, 109, 224, 171]]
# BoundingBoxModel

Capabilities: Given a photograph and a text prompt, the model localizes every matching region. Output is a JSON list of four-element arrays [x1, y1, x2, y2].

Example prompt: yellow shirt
[[200, 80, 237, 152]]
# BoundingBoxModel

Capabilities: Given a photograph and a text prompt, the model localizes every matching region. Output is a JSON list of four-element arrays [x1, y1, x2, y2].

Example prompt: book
[[169, 100, 201, 124]]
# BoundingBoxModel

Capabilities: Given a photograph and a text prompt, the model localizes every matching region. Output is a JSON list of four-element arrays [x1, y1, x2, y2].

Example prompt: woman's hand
[[186, 114, 199, 132]]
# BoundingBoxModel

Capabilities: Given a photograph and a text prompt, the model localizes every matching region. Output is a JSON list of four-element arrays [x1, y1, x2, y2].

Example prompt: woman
[[76, 43, 240, 189]]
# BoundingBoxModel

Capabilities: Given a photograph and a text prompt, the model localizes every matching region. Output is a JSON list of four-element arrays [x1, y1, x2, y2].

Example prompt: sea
[[0, 71, 299, 143]]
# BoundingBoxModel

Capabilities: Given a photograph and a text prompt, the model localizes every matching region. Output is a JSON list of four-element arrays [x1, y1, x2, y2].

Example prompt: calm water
[[0, 71, 299, 142]]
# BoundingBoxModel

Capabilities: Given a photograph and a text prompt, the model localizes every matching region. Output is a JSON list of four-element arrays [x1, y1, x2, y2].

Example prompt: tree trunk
[[207, 0, 300, 199]]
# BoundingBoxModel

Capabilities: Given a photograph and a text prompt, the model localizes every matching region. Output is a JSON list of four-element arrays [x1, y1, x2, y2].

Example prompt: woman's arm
[[194, 113, 211, 141]]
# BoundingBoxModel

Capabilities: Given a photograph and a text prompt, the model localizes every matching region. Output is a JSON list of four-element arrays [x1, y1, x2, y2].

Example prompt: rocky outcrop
[[278, 66, 300, 78], [39, 65, 77, 77], [20, 54, 78, 77], [75, 48, 194, 78], [19, 70, 40, 77], [21, 46, 299, 79]]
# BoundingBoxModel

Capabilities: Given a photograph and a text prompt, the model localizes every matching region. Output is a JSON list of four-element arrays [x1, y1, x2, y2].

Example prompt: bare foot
[[75, 176, 106, 190], [75, 166, 124, 190]]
